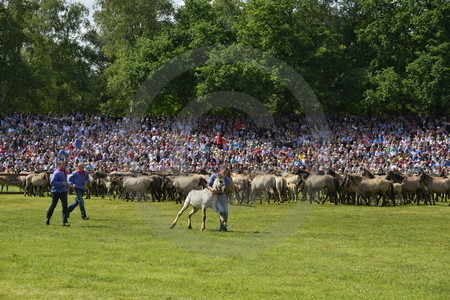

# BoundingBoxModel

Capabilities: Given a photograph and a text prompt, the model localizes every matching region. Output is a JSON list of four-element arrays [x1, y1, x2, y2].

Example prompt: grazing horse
[[230, 174, 251, 204], [170, 175, 226, 231], [419, 173, 450, 205], [386, 170, 426, 204], [342, 174, 395, 206], [0, 168, 14, 192], [24, 172, 50, 197], [301, 173, 339, 204], [250, 174, 279, 204], [172, 175, 208, 204]]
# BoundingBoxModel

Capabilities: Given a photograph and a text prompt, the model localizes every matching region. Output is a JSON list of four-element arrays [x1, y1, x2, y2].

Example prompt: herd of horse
[[1, 168, 449, 207]]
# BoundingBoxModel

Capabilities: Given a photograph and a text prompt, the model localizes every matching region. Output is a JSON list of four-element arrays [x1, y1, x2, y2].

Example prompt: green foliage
[[195, 45, 292, 114], [0, 0, 106, 113], [0, 0, 34, 111], [1, 0, 449, 116], [358, 0, 450, 115], [405, 44, 450, 114]]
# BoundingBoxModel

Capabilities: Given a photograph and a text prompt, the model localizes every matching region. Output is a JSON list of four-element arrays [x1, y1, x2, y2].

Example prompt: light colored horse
[[121, 175, 155, 201], [251, 175, 278, 204], [0, 168, 15, 192], [301, 174, 338, 204], [172, 175, 207, 204], [170, 175, 227, 231], [419, 173, 450, 205], [230, 174, 251, 204], [342, 174, 395, 206], [385, 170, 426, 204], [275, 176, 288, 203], [25, 172, 50, 197]]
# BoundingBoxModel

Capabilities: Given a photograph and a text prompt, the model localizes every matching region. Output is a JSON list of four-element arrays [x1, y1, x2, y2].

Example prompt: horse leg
[[375, 194, 381, 206], [201, 208, 207, 231], [378, 194, 385, 206], [170, 200, 190, 229], [187, 207, 199, 229], [397, 192, 403, 205], [321, 190, 330, 204], [354, 193, 359, 205]]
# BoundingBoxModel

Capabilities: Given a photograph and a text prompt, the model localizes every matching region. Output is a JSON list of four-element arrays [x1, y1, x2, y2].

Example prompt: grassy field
[[0, 192, 449, 299]]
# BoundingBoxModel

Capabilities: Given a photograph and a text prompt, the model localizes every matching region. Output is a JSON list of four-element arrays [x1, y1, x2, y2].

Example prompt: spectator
[[0, 114, 448, 175]]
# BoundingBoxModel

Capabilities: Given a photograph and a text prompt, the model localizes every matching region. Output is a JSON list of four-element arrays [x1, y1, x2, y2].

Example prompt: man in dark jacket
[[67, 162, 90, 220], [46, 160, 69, 226]]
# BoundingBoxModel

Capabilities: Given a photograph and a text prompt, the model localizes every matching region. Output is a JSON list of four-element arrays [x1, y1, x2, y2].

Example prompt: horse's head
[[341, 174, 350, 188], [212, 176, 226, 193], [342, 173, 357, 188], [386, 170, 404, 183], [362, 168, 375, 178], [419, 172, 431, 183]]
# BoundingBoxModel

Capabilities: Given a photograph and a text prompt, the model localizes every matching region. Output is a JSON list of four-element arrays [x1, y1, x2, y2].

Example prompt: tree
[[0, 0, 34, 112], [358, 0, 450, 116], [93, 0, 174, 115], [0, 0, 106, 113]]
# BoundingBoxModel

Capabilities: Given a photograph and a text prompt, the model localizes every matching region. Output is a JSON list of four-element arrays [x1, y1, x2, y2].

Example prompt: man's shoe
[[63, 223, 70, 226], [82, 217, 89, 220], [45, 219, 50, 225]]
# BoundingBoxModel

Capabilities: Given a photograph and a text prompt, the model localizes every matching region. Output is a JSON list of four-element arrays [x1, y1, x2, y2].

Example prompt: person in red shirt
[[214, 132, 223, 150]]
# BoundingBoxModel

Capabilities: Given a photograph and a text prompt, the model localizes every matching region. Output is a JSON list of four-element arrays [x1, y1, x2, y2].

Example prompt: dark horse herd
[[1, 168, 449, 207]]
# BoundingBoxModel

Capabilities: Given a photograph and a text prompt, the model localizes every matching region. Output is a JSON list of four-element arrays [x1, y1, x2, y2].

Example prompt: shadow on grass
[[80, 225, 109, 228], [136, 202, 314, 258]]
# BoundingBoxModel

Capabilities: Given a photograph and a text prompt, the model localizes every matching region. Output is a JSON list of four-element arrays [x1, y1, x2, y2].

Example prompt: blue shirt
[[58, 149, 67, 157], [74, 138, 82, 149], [207, 174, 231, 192], [68, 170, 90, 189], [50, 169, 68, 193]]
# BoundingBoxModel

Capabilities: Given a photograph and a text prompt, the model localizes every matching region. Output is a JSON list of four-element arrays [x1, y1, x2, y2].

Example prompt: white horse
[[170, 175, 226, 231]]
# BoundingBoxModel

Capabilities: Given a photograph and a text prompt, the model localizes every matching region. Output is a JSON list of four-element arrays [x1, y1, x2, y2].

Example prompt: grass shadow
[[136, 201, 314, 258]]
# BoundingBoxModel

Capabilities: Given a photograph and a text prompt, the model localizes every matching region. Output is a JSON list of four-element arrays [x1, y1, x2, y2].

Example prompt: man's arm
[[206, 174, 216, 187], [51, 172, 67, 187], [68, 173, 75, 186]]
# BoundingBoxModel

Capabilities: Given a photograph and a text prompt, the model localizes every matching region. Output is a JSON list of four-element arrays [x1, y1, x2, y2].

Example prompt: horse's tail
[[388, 182, 395, 202]]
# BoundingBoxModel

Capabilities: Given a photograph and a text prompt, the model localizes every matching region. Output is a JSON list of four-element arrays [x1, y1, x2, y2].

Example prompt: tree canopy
[[1, 0, 449, 116]]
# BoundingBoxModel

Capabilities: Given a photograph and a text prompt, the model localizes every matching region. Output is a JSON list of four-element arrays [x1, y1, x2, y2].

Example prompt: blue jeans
[[216, 194, 228, 227], [68, 188, 87, 219], [47, 192, 68, 224]]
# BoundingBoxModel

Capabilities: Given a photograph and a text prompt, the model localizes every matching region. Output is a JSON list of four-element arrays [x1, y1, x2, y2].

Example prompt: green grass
[[0, 193, 449, 299]]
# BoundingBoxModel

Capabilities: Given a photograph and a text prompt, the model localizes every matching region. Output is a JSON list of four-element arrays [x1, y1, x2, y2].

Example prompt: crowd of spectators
[[1, 113, 449, 176]]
